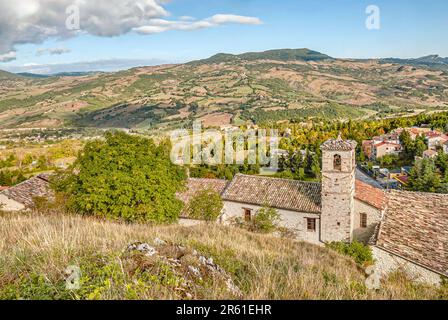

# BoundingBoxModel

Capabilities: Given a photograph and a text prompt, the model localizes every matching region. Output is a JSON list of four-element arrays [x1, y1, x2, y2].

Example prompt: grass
[[0, 212, 446, 300]]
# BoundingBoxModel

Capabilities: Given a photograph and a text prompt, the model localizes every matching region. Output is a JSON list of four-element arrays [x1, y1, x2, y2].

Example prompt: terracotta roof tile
[[355, 180, 387, 210], [176, 178, 229, 218], [1, 174, 54, 208], [222, 174, 322, 213], [376, 190, 448, 276], [321, 137, 357, 151]]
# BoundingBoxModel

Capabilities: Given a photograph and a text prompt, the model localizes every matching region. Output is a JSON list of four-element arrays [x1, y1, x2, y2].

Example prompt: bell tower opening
[[333, 154, 342, 171]]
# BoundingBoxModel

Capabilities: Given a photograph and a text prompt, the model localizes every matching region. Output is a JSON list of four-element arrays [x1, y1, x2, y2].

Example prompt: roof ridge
[[233, 173, 321, 186]]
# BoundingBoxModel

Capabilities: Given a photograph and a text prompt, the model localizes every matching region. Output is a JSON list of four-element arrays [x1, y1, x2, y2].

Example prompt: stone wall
[[371, 246, 443, 286], [222, 201, 321, 244], [353, 199, 383, 243], [0, 194, 25, 212]]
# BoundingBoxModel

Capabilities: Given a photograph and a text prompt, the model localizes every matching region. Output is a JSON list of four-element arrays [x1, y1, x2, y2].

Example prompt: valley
[[0, 49, 448, 132]]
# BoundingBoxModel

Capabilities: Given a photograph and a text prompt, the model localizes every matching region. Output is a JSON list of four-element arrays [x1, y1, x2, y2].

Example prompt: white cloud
[[3, 58, 170, 74], [133, 14, 263, 34], [0, 0, 169, 55], [36, 47, 71, 56], [0, 51, 16, 62], [0, 1, 262, 60], [207, 14, 263, 25]]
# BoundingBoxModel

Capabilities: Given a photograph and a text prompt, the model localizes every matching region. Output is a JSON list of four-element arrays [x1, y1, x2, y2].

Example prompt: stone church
[[179, 136, 448, 285]]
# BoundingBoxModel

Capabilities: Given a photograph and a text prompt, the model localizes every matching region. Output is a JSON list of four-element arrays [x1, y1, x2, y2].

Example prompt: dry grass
[[0, 212, 446, 300]]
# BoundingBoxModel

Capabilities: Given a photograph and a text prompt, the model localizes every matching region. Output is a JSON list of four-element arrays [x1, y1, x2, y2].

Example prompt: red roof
[[355, 180, 387, 210], [375, 141, 401, 148], [395, 175, 409, 185]]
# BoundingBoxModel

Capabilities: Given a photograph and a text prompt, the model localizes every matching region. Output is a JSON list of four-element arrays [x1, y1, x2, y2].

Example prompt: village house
[[372, 141, 402, 160], [362, 132, 402, 160], [423, 149, 438, 159], [425, 131, 448, 150]]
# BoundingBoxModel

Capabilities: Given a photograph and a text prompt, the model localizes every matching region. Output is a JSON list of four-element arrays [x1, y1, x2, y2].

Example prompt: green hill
[[0, 70, 21, 80], [1, 48, 448, 130], [191, 48, 333, 65]]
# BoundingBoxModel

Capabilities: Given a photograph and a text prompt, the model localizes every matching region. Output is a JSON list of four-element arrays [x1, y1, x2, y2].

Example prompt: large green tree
[[53, 132, 186, 223], [407, 158, 442, 193]]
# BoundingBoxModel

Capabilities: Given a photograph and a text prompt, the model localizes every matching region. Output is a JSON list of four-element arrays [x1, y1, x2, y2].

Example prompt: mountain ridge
[[1, 48, 447, 130], [189, 48, 334, 65]]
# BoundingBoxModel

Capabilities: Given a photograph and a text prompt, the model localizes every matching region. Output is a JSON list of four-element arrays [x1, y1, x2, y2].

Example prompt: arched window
[[333, 154, 342, 171]]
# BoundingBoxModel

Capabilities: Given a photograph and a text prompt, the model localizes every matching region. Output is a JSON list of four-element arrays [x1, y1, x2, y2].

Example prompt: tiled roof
[[321, 136, 357, 151], [355, 180, 386, 210], [376, 190, 448, 277], [176, 178, 229, 218], [1, 173, 54, 208], [394, 175, 409, 185], [423, 149, 438, 156], [374, 141, 401, 148], [222, 174, 322, 213]]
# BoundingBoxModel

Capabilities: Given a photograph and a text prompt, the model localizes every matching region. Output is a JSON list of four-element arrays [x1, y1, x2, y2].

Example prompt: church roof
[[0, 173, 54, 208], [222, 174, 322, 213], [355, 180, 387, 210], [376, 190, 448, 277], [320, 135, 357, 151]]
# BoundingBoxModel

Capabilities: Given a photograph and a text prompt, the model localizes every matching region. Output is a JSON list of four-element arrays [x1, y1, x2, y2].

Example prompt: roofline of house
[[373, 245, 448, 278], [354, 196, 386, 211], [221, 198, 322, 215]]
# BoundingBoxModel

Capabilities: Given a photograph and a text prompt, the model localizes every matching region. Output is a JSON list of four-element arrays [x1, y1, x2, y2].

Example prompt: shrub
[[326, 241, 373, 266], [187, 189, 223, 221], [252, 205, 281, 233], [232, 204, 280, 234]]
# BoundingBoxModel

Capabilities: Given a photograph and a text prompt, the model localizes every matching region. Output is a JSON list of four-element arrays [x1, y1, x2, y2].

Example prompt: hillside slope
[[1, 49, 448, 130], [0, 213, 446, 300]]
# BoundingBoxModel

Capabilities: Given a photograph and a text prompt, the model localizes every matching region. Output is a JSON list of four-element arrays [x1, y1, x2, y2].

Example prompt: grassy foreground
[[0, 212, 446, 300]]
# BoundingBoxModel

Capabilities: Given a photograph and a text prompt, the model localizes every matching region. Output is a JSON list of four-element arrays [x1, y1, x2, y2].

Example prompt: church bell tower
[[320, 134, 357, 243]]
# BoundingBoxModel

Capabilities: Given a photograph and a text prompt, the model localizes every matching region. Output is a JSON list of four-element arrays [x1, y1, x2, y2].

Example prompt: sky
[[1, 0, 447, 74]]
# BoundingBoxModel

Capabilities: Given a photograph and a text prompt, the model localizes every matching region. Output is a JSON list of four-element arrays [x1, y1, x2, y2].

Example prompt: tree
[[252, 204, 280, 233], [53, 132, 187, 223], [407, 158, 441, 193], [187, 189, 223, 221]]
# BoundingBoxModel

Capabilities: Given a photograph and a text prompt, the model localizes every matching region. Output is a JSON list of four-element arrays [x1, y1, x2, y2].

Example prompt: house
[[394, 127, 431, 140], [423, 149, 438, 159], [0, 174, 53, 211], [425, 131, 448, 150], [373, 142, 402, 159], [443, 141, 448, 154], [179, 135, 447, 285], [362, 132, 402, 160]]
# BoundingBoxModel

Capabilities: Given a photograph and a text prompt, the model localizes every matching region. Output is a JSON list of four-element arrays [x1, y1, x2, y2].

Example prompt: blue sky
[[2, 0, 448, 73]]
